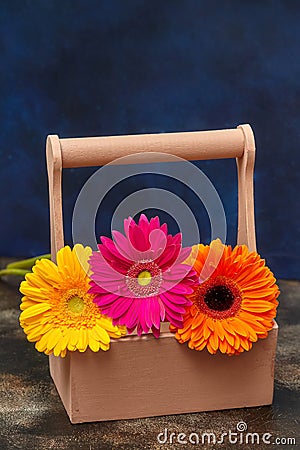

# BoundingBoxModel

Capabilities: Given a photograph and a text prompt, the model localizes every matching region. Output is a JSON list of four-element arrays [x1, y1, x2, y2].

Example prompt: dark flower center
[[204, 285, 235, 311]]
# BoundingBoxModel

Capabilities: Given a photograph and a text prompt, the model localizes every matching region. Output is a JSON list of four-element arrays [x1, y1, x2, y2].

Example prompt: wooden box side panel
[[51, 325, 279, 423], [49, 352, 72, 417]]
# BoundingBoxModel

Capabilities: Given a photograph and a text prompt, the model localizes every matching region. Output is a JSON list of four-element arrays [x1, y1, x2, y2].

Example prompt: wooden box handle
[[46, 124, 256, 259]]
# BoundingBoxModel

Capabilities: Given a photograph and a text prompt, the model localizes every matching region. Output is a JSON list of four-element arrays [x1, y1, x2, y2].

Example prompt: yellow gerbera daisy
[[170, 239, 279, 355], [19, 244, 126, 357]]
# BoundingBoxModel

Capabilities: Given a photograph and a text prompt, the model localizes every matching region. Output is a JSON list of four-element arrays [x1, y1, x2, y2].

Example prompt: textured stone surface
[[0, 260, 299, 449]]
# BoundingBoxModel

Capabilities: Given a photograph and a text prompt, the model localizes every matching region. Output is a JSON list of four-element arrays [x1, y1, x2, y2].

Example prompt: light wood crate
[[46, 124, 278, 423]]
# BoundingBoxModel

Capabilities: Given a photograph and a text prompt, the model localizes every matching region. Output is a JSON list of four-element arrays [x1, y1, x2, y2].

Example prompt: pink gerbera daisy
[[89, 215, 197, 337]]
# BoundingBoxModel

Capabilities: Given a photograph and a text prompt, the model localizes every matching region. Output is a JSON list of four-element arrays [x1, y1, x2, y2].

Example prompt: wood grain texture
[[59, 128, 245, 168], [46, 124, 276, 423], [46, 125, 256, 256], [50, 324, 278, 423], [236, 124, 257, 251], [46, 135, 64, 261]]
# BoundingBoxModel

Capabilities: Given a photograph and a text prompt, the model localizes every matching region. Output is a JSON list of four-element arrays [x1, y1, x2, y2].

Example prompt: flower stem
[[6, 254, 51, 269], [0, 268, 31, 277]]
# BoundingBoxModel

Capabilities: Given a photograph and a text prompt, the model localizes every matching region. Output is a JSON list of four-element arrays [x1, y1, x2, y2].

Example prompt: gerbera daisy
[[89, 214, 197, 337], [19, 244, 126, 357], [170, 239, 279, 355]]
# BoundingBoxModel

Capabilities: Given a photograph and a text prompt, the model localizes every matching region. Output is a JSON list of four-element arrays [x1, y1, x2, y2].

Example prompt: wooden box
[[46, 124, 278, 423]]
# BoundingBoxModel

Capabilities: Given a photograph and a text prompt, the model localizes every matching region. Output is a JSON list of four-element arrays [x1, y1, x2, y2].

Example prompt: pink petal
[[163, 305, 183, 327], [155, 245, 177, 269], [124, 216, 134, 239], [165, 315, 183, 329], [127, 326, 137, 335], [100, 236, 132, 265], [138, 301, 150, 333], [149, 216, 161, 233], [121, 300, 139, 328], [104, 259, 130, 275], [109, 298, 134, 319], [165, 290, 192, 306], [143, 298, 153, 329], [152, 326, 160, 338], [90, 262, 124, 281], [89, 250, 125, 276], [175, 247, 192, 264], [149, 297, 161, 329], [88, 282, 109, 294], [137, 323, 143, 336], [160, 293, 187, 314], [112, 230, 138, 260], [162, 282, 194, 295], [157, 297, 166, 320], [172, 233, 182, 245], [138, 214, 150, 236], [160, 223, 168, 235], [93, 292, 120, 307], [148, 229, 167, 259], [92, 281, 130, 297], [160, 284, 194, 299], [129, 223, 150, 252], [162, 265, 191, 281]]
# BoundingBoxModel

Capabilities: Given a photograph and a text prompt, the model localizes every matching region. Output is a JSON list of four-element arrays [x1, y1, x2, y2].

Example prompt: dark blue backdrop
[[0, 0, 299, 279]]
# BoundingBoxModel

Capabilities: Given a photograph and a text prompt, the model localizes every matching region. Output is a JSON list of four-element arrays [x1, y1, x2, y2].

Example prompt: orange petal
[[213, 320, 225, 340], [206, 342, 216, 354], [219, 339, 228, 354], [203, 323, 211, 340], [194, 340, 207, 351], [209, 333, 219, 351], [224, 330, 235, 347]]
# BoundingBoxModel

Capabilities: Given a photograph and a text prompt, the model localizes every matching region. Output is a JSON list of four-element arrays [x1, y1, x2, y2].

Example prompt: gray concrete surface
[[0, 257, 299, 449]]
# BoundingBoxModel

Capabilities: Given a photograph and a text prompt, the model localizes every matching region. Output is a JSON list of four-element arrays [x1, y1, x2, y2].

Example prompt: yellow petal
[[53, 341, 62, 357], [78, 329, 88, 352], [74, 244, 92, 276], [98, 316, 119, 333], [69, 328, 78, 347], [20, 299, 36, 310], [46, 328, 62, 351], [19, 284, 48, 300], [60, 348, 67, 357], [88, 331, 100, 352], [26, 322, 53, 341], [20, 303, 52, 321], [93, 324, 110, 344], [99, 342, 110, 351]]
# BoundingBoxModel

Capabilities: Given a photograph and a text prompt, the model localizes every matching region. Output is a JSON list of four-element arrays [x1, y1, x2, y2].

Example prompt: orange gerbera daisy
[[170, 239, 279, 355]]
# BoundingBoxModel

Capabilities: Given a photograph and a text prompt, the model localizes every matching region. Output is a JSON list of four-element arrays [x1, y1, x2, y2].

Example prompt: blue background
[[0, 0, 299, 279]]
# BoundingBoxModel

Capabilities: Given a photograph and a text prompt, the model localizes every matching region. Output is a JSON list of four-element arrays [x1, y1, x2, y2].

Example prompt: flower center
[[137, 270, 152, 286], [194, 276, 242, 319], [50, 288, 100, 329], [126, 260, 162, 297], [67, 295, 85, 315], [204, 285, 234, 311]]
